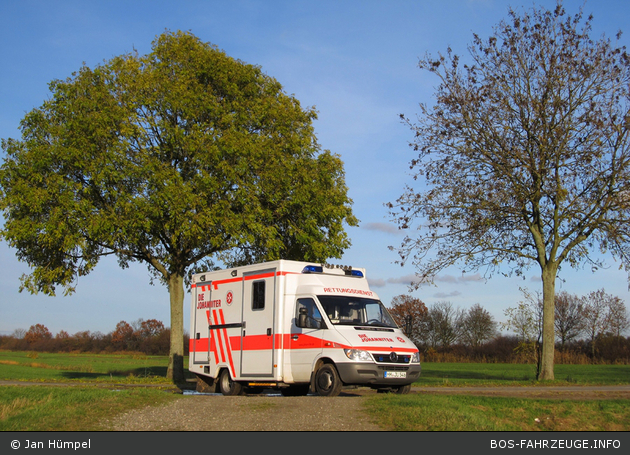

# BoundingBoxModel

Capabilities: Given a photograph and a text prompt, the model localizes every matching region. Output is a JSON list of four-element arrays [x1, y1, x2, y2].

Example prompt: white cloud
[[367, 278, 387, 288]]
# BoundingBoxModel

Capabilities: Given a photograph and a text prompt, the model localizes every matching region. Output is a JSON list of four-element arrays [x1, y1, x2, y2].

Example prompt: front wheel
[[394, 384, 412, 394], [218, 369, 243, 396], [314, 364, 343, 397]]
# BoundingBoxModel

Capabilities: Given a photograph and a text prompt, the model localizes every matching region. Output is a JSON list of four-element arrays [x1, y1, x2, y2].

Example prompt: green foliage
[[0, 30, 356, 296]]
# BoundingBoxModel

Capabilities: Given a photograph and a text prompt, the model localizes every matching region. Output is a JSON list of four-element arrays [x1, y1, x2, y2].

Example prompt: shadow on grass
[[420, 369, 535, 382], [61, 366, 169, 380]]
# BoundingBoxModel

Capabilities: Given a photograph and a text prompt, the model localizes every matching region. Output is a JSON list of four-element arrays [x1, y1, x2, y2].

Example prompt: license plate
[[384, 371, 406, 378]]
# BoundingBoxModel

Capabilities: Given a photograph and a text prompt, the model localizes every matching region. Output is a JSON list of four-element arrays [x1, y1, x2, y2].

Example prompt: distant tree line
[[389, 289, 630, 364], [0, 319, 189, 356]]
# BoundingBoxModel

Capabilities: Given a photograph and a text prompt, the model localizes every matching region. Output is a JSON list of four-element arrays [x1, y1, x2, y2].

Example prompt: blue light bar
[[302, 265, 323, 274], [350, 270, 364, 277]]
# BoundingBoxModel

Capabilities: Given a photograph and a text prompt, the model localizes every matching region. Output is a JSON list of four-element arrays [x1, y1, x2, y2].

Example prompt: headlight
[[344, 349, 372, 361], [411, 351, 420, 363]]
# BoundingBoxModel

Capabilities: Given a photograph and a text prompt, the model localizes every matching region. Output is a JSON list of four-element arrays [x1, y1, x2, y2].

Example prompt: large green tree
[[390, 3, 630, 380], [0, 31, 357, 381]]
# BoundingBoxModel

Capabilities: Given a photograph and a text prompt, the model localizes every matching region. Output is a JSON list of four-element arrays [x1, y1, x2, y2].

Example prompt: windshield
[[317, 296, 398, 328]]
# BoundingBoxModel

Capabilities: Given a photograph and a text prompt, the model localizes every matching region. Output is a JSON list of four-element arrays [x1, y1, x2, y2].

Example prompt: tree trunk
[[166, 273, 185, 383], [538, 264, 557, 380]]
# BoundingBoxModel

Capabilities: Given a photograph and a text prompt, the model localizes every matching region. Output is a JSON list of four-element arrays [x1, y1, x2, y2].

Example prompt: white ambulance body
[[189, 260, 421, 396]]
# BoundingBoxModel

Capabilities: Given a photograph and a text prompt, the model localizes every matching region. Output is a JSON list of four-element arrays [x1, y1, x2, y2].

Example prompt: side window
[[296, 298, 324, 329], [252, 281, 265, 310]]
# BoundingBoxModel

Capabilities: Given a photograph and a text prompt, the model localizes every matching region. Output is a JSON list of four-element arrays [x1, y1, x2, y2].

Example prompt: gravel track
[[102, 389, 384, 431]]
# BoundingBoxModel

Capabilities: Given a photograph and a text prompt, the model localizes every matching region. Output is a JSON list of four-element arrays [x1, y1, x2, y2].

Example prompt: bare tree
[[11, 328, 26, 340], [390, 3, 630, 380], [581, 289, 611, 357], [502, 288, 543, 369], [426, 301, 463, 349], [554, 291, 584, 350], [502, 289, 543, 344], [604, 294, 630, 338], [460, 303, 497, 348]]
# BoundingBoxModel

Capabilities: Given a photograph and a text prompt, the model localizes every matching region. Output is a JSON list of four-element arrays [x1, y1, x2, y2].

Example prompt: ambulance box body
[[189, 260, 421, 396]]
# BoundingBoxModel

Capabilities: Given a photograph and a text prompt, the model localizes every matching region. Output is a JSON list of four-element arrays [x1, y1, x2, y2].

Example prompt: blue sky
[[2, 0, 630, 337]]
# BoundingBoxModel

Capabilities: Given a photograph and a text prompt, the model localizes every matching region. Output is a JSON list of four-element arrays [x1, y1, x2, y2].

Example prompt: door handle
[[291, 335, 299, 341]]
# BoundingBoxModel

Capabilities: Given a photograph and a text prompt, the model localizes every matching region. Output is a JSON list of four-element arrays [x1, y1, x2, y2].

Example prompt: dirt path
[[102, 389, 384, 431]]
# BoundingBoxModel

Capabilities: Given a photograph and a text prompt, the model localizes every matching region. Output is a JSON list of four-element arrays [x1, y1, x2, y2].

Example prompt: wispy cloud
[[387, 274, 422, 286], [434, 291, 462, 298], [362, 222, 402, 235], [376, 271, 486, 290], [435, 273, 485, 284]]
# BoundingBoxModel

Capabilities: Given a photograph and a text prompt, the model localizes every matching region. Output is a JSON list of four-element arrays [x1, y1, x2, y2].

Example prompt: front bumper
[[336, 362, 421, 386]]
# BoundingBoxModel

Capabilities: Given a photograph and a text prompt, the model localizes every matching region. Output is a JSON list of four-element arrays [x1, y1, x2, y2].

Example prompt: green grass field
[[363, 394, 630, 431], [0, 350, 182, 383], [0, 385, 179, 431], [1, 350, 629, 431], [415, 362, 630, 386]]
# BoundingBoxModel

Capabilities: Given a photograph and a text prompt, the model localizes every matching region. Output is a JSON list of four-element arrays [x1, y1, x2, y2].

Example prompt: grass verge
[[0, 385, 181, 431], [363, 394, 630, 431]]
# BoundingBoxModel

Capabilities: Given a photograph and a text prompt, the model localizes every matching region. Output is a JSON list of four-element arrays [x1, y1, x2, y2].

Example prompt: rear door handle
[[291, 335, 299, 340]]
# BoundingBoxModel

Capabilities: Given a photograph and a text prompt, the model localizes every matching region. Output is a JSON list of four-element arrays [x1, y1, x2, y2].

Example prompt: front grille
[[377, 365, 409, 372], [372, 353, 411, 364]]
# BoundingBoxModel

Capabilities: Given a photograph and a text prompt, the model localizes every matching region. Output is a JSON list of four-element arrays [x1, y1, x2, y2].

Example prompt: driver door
[[289, 297, 325, 382]]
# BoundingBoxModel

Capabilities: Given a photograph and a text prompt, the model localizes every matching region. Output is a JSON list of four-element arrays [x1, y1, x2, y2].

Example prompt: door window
[[296, 298, 324, 329], [252, 281, 265, 310]]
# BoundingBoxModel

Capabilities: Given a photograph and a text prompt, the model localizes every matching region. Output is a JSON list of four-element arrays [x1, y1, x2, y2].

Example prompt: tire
[[280, 384, 311, 396], [314, 364, 343, 397], [218, 369, 243, 396], [394, 384, 412, 394]]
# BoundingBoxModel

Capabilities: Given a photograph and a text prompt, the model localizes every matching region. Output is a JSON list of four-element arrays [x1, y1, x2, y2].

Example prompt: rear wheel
[[314, 364, 343, 397], [218, 369, 243, 396]]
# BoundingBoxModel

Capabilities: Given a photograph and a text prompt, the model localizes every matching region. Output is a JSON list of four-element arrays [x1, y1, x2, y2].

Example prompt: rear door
[[192, 282, 211, 365], [240, 269, 276, 377]]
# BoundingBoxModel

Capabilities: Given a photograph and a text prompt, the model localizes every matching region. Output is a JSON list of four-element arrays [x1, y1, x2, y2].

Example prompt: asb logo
[[226, 291, 234, 305], [397, 337, 406, 343]]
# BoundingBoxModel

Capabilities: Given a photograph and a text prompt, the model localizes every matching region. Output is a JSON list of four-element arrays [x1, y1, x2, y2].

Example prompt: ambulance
[[189, 260, 421, 396]]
